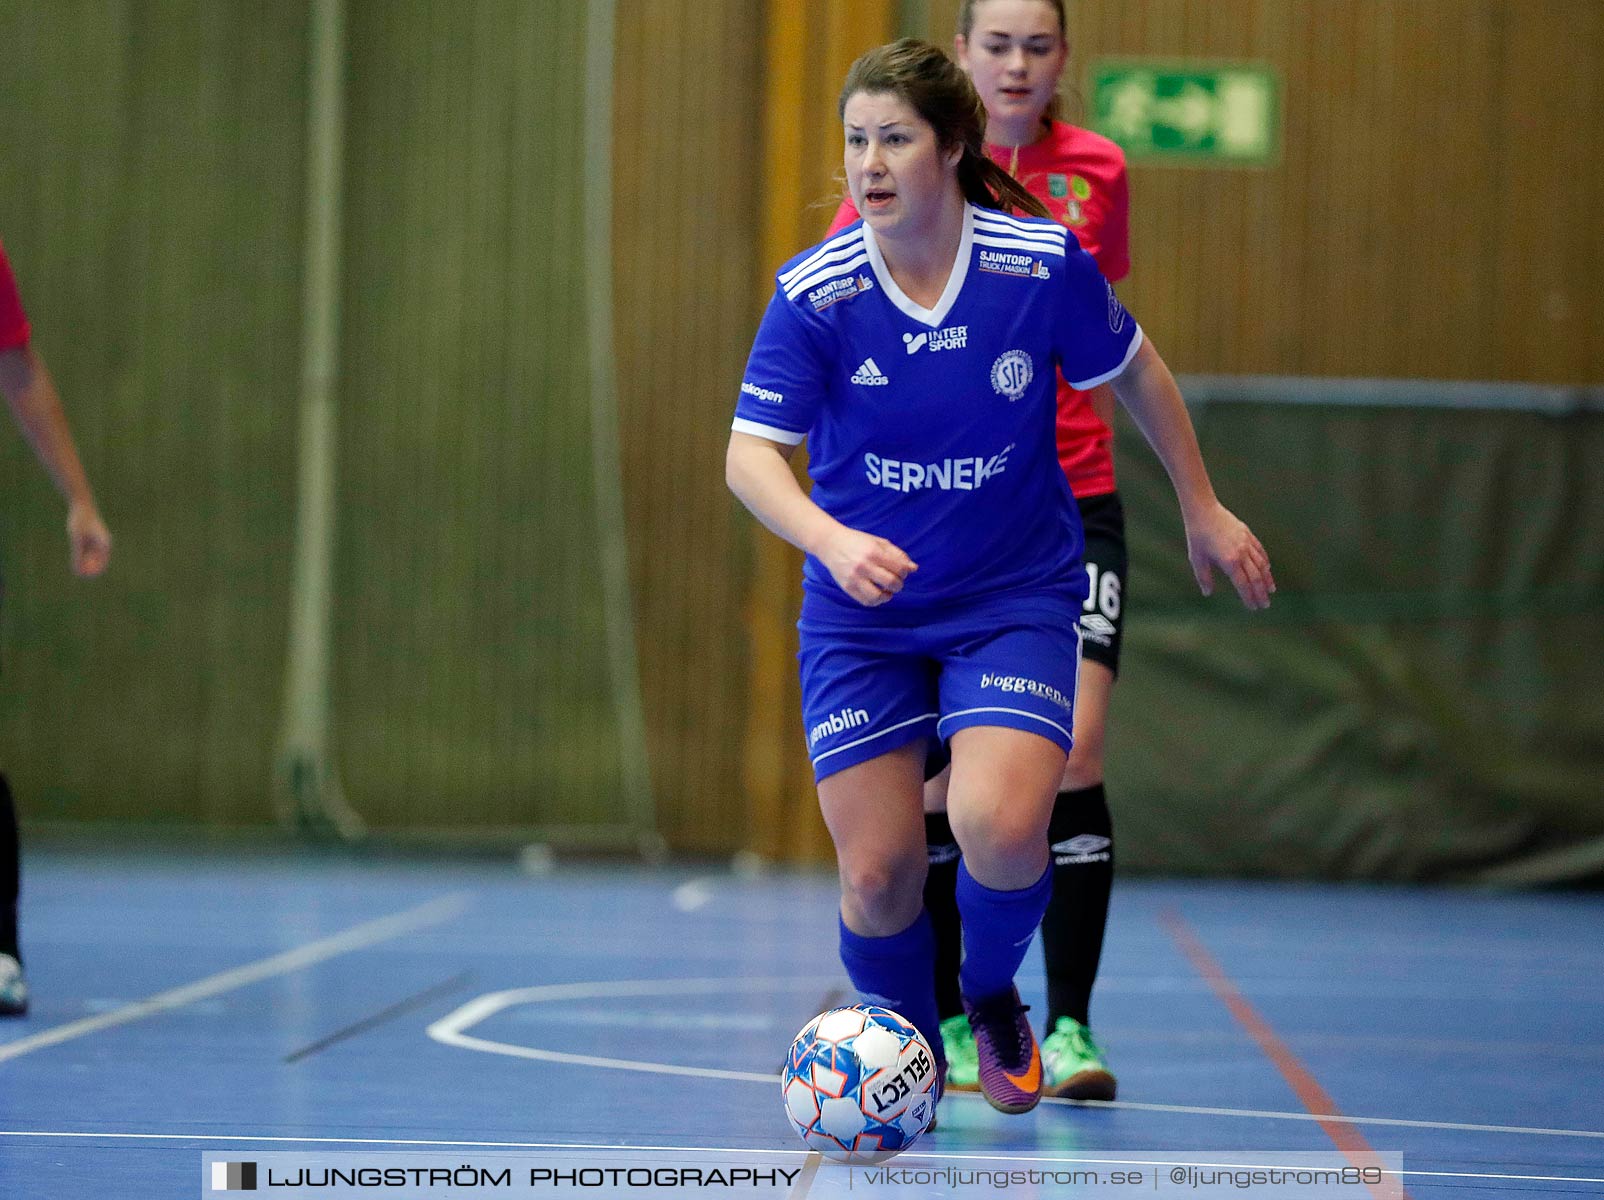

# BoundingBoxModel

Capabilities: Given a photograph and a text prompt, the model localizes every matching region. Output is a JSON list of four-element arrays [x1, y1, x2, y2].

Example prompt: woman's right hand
[[817, 526, 917, 607]]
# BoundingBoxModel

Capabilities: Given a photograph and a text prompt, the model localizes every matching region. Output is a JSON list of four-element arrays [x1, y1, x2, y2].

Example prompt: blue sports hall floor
[[1, 840, 1600, 1198]]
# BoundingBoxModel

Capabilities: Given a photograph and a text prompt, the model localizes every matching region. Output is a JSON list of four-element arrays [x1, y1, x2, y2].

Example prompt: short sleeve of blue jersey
[[1053, 246, 1143, 391], [731, 288, 830, 446]]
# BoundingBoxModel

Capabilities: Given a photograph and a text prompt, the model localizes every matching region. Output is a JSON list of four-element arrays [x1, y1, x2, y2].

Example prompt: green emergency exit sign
[[1088, 61, 1280, 166]]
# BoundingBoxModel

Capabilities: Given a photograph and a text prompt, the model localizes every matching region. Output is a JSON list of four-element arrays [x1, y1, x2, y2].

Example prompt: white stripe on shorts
[[810, 713, 939, 768], [936, 707, 1074, 745]]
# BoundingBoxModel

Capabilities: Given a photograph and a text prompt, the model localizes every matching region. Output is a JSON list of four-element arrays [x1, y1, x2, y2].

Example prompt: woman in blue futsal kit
[[726, 40, 1272, 1117]]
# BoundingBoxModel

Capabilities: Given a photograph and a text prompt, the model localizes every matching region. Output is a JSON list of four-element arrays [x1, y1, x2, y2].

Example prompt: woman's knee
[[948, 797, 1042, 864], [838, 848, 926, 932]]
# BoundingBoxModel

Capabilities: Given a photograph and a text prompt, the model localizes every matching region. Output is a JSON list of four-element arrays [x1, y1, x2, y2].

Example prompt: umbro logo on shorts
[[851, 357, 890, 386]]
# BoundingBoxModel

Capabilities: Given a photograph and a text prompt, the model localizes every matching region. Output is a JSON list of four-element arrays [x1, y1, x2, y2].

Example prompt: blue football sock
[[955, 859, 1053, 1004], [838, 910, 945, 1064]]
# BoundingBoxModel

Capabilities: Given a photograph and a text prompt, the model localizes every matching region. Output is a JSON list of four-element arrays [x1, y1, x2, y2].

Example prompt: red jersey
[[827, 122, 1130, 497], [0, 240, 30, 351]]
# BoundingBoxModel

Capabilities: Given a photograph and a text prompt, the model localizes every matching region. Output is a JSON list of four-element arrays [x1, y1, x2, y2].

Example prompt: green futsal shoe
[[1042, 1017, 1116, 1100], [940, 1012, 981, 1092], [0, 954, 28, 1017]]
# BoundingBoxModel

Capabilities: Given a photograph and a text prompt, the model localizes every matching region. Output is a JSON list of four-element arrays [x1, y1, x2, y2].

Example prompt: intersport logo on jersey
[[902, 325, 968, 355], [863, 443, 1014, 493]]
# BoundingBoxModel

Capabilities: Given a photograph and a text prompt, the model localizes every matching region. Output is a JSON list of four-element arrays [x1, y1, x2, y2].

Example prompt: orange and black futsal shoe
[[963, 985, 1042, 1114]]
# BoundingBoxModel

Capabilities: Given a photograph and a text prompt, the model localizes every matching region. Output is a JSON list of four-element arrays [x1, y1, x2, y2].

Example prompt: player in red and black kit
[[825, 0, 1133, 1098], [0, 238, 113, 1015]]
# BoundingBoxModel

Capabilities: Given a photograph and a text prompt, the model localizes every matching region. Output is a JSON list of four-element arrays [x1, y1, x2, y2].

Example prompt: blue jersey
[[733, 203, 1141, 622]]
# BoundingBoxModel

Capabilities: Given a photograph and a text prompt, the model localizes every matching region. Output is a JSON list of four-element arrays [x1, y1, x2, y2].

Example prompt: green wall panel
[[332, 0, 626, 831], [2, 1, 630, 836], [0, 1, 307, 825]]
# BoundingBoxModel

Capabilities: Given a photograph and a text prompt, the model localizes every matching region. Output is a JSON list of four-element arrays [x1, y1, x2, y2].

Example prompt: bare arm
[[1086, 381, 1117, 430], [1110, 337, 1273, 609], [725, 430, 915, 607], [0, 344, 111, 577]]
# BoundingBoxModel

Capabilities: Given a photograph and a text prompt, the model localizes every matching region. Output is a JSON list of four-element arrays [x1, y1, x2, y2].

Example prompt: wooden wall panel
[[904, 0, 1604, 383], [612, 2, 766, 854], [613, 0, 895, 860], [737, 0, 898, 864], [1493, 2, 1604, 383]]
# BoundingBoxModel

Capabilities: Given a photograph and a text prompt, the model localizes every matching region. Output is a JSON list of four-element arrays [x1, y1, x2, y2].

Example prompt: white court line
[[1043, 1096, 1604, 1141], [426, 978, 1604, 1142], [0, 1130, 1599, 1187], [0, 893, 470, 1064], [428, 978, 799, 1082]]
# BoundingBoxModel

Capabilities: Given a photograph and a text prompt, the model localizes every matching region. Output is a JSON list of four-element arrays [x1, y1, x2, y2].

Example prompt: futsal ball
[[780, 1004, 938, 1164]]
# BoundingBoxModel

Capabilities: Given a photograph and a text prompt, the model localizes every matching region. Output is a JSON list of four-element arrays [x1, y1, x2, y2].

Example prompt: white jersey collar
[[862, 202, 974, 329]]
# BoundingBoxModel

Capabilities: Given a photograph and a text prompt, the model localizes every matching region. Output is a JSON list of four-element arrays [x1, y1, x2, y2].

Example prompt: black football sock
[[922, 811, 964, 1021], [1040, 784, 1113, 1028], [0, 773, 18, 962]]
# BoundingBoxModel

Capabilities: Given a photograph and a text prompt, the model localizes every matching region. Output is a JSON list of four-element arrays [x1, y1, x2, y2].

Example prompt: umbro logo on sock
[[1052, 835, 1111, 856], [1051, 834, 1111, 865], [851, 357, 890, 386]]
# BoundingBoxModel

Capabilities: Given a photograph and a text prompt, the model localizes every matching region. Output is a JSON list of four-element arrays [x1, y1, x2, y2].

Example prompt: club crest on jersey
[[807, 272, 875, 312], [990, 350, 1033, 401]]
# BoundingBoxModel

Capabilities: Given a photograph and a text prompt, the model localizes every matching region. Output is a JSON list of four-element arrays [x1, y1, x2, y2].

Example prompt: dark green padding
[[1110, 399, 1604, 883]]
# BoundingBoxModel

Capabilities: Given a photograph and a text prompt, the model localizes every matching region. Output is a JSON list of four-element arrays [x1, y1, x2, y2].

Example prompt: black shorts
[[921, 491, 1128, 781], [1074, 491, 1127, 677]]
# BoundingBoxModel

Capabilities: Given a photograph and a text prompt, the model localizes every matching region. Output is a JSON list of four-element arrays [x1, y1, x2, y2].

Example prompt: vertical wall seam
[[582, 0, 662, 859]]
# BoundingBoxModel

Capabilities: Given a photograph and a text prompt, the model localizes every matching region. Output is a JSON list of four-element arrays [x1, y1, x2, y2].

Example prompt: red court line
[[1160, 908, 1408, 1200]]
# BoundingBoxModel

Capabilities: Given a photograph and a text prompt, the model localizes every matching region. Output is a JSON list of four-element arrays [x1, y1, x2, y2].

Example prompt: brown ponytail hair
[[839, 39, 1049, 219]]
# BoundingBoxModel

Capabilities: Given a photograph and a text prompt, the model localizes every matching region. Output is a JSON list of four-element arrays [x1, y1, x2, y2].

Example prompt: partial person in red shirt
[[0, 238, 113, 1016], [824, 0, 1132, 1100]]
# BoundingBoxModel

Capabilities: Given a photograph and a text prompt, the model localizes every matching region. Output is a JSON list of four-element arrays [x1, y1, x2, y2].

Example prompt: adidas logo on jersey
[[851, 357, 890, 386]]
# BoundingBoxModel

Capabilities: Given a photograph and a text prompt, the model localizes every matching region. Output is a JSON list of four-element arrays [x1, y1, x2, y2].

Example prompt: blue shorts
[[798, 590, 1083, 782]]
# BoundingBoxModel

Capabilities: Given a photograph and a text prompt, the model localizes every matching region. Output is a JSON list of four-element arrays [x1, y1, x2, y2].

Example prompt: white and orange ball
[[780, 1004, 937, 1164]]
